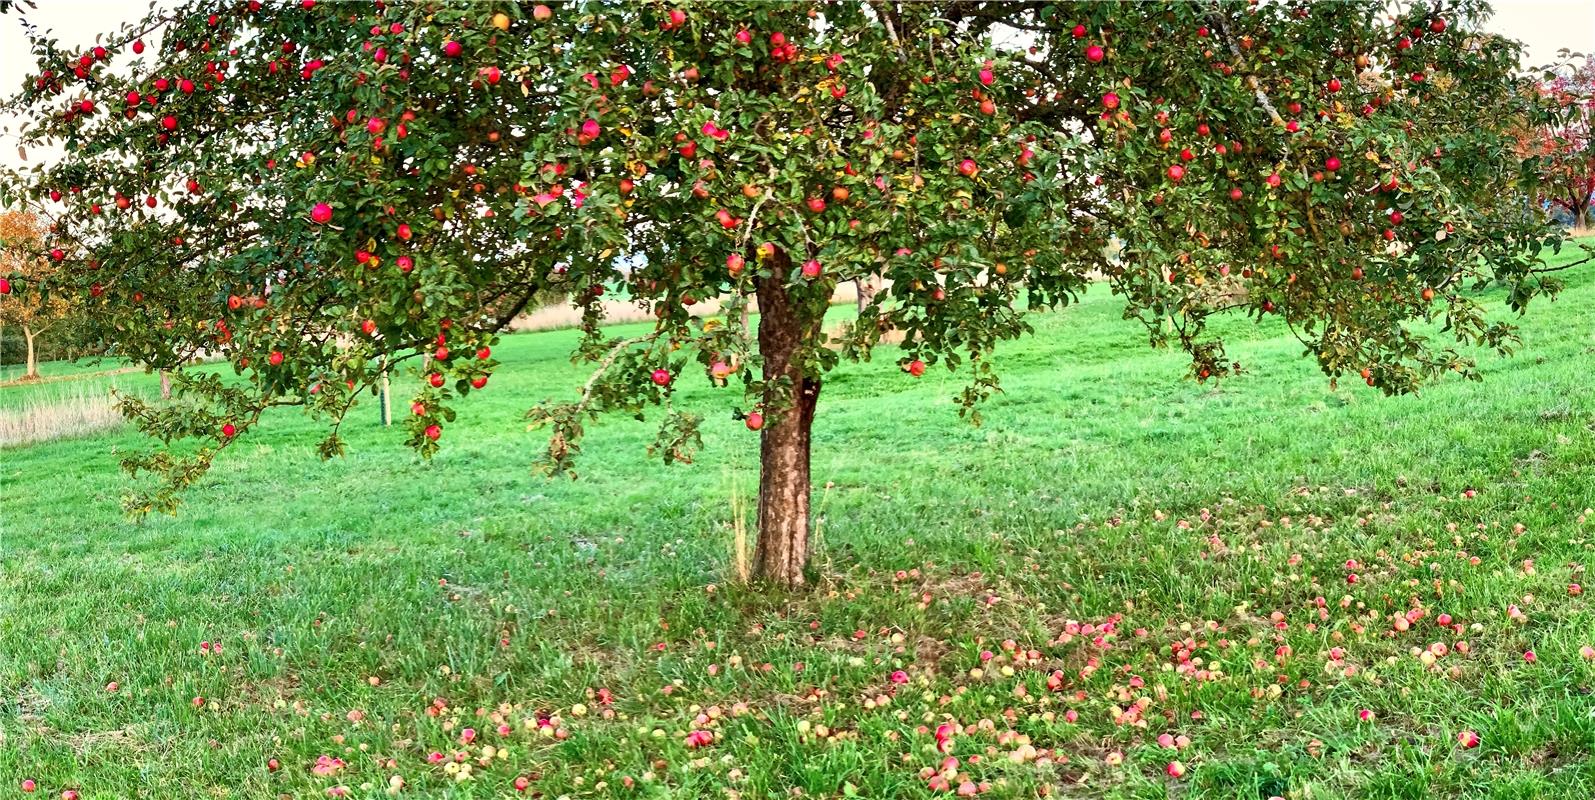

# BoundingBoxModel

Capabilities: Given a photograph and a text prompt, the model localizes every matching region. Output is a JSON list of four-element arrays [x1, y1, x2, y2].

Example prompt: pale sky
[[2, 0, 1591, 172]]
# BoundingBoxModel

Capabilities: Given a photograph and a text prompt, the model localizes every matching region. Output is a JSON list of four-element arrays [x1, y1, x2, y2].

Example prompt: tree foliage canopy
[[1523, 59, 1594, 228], [0, 0, 1575, 519]]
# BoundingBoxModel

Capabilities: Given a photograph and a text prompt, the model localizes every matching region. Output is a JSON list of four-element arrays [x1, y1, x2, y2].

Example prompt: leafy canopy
[[0, 0, 1572, 512]]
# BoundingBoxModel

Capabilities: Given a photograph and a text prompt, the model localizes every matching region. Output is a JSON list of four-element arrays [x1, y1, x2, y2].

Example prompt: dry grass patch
[[0, 385, 123, 447]]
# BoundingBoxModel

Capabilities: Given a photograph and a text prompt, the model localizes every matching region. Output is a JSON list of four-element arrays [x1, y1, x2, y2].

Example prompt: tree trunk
[[856, 274, 876, 316], [379, 370, 392, 426], [160, 370, 172, 399], [23, 326, 37, 380], [1575, 204, 1591, 234], [753, 258, 823, 588]]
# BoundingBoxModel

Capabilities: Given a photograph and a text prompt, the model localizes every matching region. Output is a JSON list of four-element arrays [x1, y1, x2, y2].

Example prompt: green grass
[[0, 355, 132, 385], [4, 252, 1595, 799]]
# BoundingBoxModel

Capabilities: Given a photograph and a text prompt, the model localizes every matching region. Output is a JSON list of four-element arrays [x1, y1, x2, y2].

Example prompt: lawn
[[3, 250, 1595, 799]]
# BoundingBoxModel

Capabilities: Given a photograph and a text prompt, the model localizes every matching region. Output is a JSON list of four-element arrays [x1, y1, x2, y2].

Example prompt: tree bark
[[379, 370, 392, 426], [23, 326, 37, 380], [856, 274, 876, 315], [160, 370, 172, 399], [753, 258, 824, 587]]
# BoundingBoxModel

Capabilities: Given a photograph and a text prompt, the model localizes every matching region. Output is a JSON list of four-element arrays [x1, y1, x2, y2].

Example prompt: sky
[[1, 0, 1591, 172]]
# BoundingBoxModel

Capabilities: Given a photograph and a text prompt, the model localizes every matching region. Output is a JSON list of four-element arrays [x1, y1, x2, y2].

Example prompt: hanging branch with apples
[[0, 0, 1573, 586]]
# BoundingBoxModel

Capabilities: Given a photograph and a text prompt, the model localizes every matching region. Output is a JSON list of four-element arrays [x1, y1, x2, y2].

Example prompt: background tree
[[1526, 60, 1594, 231], [0, 0, 1574, 586], [0, 210, 74, 379]]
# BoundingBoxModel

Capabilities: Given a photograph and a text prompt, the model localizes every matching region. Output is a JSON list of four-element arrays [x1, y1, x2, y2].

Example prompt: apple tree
[[0, 0, 1572, 586], [1524, 59, 1594, 231], [0, 210, 76, 379]]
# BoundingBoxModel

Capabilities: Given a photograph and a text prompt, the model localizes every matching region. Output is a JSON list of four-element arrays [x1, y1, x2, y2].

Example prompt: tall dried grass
[[0, 384, 124, 447]]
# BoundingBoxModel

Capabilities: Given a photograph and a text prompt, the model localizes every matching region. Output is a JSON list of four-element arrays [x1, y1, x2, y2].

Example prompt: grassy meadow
[[2, 249, 1595, 799]]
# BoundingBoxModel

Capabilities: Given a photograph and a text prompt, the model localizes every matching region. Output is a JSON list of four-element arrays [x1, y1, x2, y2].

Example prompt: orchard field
[[3, 248, 1595, 799]]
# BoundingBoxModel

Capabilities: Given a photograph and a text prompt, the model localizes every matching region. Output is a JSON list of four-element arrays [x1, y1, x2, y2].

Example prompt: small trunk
[[379, 369, 393, 426], [1575, 205, 1591, 234], [753, 255, 824, 588], [160, 370, 172, 400], [23, 326, 37, 379], [855, 275, 875, 316]]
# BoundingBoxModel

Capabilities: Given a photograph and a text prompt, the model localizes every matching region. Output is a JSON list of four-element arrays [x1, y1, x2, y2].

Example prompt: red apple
[[745, 412, 764, 431], [651, 369, 671, 386], [800, 259, 822, 279], [425, 424, 441, 440], [1167, 164, 1185, 181], [310, 203, 333, 224], [907, 359, 926, 377], [442, 40, 462, 58], [221, 423, 236, 438], [1085, 45, 1104, 63]]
